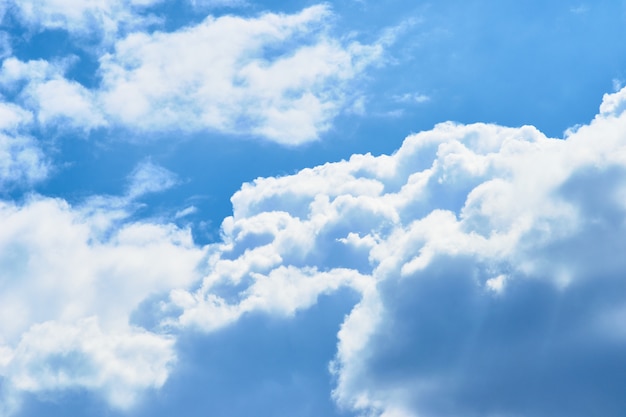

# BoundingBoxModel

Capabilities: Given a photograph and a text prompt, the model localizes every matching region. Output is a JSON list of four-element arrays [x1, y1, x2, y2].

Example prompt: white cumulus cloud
[[156, 86, 626, 417], [1, 5, 390, 145], [0, 57, 105, 130], [96, 4, 385, 144], [0, 101, 48, 186], [7, 0, 163, 41], [2, 86, 626, 416], [0, 187, 206, 412]]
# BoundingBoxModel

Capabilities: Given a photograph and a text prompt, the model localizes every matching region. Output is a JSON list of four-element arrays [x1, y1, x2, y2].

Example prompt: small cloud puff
[[127, 160, 178, 199], [0, 101, 48, 187], [392, 92, 430, 104], [175, 205, 198, 219]]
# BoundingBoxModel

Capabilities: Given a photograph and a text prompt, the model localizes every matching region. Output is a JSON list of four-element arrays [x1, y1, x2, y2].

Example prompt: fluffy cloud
[[1, 5, 387, 144], [6, 0, 251, 42], [6, 318, 175, 409], [0, 168, 206, 412], [5, 86, 625, 416], [2, 6, 626, 410], [127, 160, 178, 198], [0, 101, 47, 186], [7, 0, 163, 41], [0, 58, 105, 130], [161, 86, 626, 416], [97, 4, 385, 144]]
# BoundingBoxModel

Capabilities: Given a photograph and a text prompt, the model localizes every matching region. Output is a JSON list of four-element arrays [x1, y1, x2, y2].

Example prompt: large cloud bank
[[2, 86, 626, 416], [163, 86, 626, 416]]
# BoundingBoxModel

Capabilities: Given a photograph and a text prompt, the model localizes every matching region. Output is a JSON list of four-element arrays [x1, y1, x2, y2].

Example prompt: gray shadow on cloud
[[360, 253, 626, 417]]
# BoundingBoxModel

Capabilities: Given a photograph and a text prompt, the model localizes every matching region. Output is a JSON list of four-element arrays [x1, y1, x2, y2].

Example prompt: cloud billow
[[2, 86, 626, 416], [0, 190, 205, 413], [163, 86, 626, 417]]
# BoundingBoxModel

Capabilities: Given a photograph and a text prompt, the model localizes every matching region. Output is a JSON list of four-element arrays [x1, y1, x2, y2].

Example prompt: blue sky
[[1, 1, 626, 416]]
